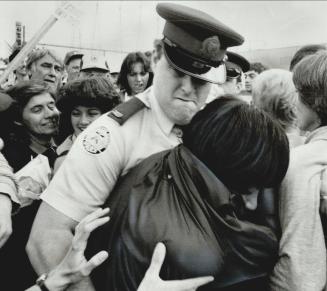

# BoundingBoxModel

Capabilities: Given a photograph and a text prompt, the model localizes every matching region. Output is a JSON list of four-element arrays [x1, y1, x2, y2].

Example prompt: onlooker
[[79, 54, 110, 79], [27, 3, 244, 291], [117, 51, 153, 102], [244, 62, 267, 94], [26, 48, 63, 94], [63, 50, 83, 83], [252, 69, 304, 148], [289, 44, 326, 71], [270, 50, 327, 291], [54, 77, 120, 172], [0, 80, 60, 290]]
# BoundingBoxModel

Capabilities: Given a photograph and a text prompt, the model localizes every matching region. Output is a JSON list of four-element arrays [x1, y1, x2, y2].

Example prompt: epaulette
[[107, 97, 146, 125]]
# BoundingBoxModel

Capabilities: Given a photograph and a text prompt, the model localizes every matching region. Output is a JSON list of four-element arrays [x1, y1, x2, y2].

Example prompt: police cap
[[226, 51, 250, 73], [156, 3, 244, 84]]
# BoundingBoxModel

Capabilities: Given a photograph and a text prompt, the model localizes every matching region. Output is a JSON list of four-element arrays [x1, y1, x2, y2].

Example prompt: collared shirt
[[41, 87, 181, 221]]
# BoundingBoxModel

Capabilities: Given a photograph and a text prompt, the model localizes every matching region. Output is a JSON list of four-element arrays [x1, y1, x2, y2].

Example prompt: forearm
[[27, 228, 73, 274]]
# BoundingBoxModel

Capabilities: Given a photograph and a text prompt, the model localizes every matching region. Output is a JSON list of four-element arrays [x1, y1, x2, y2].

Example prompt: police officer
[[27, 3, 244, 290], [221, 51, 250, 96]]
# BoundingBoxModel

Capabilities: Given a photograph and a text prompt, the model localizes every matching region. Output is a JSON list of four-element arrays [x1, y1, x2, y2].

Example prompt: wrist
[[320, 195, 327, 200], [0, 193, 12, 213], [43, 268, 71, 291]]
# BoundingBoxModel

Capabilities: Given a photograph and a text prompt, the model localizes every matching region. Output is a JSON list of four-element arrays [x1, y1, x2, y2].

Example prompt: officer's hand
[[0, 194, 12, 248], [44, 208, 110, 291], [138, 243, 214, 291]]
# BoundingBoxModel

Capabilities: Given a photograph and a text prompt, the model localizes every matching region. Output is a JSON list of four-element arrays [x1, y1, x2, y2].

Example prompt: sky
[[1, 1, 327, 70]]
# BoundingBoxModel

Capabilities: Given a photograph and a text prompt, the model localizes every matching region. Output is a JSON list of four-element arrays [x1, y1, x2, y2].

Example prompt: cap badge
[[200, 36, 222, 62]]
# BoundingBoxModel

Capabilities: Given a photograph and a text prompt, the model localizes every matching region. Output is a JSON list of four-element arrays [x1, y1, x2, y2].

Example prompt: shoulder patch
[[82, 126, 110, 154], [107, 97, 146, 125]]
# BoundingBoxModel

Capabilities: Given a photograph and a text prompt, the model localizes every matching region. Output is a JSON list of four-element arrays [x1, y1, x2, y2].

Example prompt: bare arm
[[27, 202, 78, 274]]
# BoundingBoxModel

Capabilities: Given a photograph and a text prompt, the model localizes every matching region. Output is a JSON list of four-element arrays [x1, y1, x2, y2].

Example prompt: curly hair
[[56, 76, 121, 143], [293, 50, 327, 126], [252, 69, 298, 130]]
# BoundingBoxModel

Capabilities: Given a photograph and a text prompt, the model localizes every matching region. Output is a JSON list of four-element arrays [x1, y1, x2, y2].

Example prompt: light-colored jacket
[[270, 126, 327, 291]]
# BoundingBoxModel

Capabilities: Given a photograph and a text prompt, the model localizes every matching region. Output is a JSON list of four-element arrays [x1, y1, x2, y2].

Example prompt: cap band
[[163, 22, 226, 66]]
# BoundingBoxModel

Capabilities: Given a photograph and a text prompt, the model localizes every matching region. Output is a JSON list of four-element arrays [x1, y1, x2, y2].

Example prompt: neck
[[29, 133, 53, 154]]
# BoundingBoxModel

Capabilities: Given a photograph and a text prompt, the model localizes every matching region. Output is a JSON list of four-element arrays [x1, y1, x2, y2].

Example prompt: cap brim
[[163, 44, 226, 85]]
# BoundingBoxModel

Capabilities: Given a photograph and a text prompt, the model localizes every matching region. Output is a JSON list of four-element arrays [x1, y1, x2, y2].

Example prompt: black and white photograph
[[0, 1, 327, 290]]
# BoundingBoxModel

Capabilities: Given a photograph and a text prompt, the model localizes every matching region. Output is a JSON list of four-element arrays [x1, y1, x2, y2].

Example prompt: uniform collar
[[138, 87, 175, 136]]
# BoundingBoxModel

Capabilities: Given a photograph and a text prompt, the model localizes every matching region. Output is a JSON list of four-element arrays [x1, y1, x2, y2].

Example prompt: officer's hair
[[26, 48, 63, 71], [293, 50, 327, 126], [289, 44, 326, 71], [252, 69, 298, 131], [117, 51, 153, 96], [56, 77, 121, 143], [4, 80, 55, 144], [182, 95, 289, 194]]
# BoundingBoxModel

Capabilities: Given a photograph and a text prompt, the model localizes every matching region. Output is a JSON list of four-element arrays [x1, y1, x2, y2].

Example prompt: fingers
[[168, 276, 214, 290], [72, 208, 110, 250], [81, 250, 109, 276], [0, 228, 12, 248], [146, 242, 166, 277]]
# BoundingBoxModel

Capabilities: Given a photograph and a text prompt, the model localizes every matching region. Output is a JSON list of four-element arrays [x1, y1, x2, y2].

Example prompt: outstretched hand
[[45, 208, 110, 290], [138, 242, 214, 291]]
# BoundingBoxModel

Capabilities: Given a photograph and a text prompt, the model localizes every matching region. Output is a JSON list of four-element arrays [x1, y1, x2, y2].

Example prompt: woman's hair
[[252, 69, 298, 130], [293, 50, 327, 126], [182, 95, 290, 194], [56, 77, 121, 143], [4, 80, 54, 143], [117, 51, 153, 95]]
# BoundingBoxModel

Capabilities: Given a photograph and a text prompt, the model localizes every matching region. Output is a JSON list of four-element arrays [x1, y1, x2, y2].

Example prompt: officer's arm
[[27, 202, 78, 274]]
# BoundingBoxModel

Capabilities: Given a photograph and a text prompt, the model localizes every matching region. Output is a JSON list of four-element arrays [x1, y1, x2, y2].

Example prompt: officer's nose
[[180, 75, 195, 96]]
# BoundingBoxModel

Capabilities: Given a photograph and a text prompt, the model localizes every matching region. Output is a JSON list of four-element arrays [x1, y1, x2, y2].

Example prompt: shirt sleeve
[[41, 115, 126, 222], [0, 152, 20, 206]]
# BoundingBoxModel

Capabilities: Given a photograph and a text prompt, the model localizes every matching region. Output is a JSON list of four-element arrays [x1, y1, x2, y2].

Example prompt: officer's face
[[153, 56, 212, 125], [22, 93, 59, 138]]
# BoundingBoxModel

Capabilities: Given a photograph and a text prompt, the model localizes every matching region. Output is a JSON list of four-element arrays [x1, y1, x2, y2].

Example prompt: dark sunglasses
[[226, 68, 242, 79]]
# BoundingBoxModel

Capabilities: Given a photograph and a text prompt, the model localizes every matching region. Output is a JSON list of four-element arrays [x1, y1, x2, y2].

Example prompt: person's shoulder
[[107, 96, 148, 126]]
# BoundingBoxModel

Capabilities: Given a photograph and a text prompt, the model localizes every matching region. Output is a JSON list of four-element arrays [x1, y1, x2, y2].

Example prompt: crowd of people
[[0, 2, 327, 291]]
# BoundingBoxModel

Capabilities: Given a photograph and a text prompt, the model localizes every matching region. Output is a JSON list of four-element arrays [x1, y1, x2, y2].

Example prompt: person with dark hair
[[270, 50, 327, 291], [117, 51, 153, 102], [289, 44, 326, 71], [244, 62, 267, 94], [54, 77, 121, 172], [26, 48, 63, 94], [27, 4, 245, 290], [86, 95, 289, 291], [0, 80, 60, 290]]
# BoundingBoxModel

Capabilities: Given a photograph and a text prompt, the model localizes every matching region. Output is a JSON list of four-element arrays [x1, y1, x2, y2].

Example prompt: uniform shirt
[[41, 87, 181, 221]]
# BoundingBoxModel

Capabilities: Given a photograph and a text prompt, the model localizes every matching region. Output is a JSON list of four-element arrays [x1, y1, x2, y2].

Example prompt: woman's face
[[22, 92, 59, 137], [296, 98, 320, 132], [71, 105, 102, 136], [127, 62, 149, 95]]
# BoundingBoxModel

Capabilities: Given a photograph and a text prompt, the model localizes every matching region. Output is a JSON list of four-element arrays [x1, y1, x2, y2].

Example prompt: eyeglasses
[[226, 68, 242, 79]]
